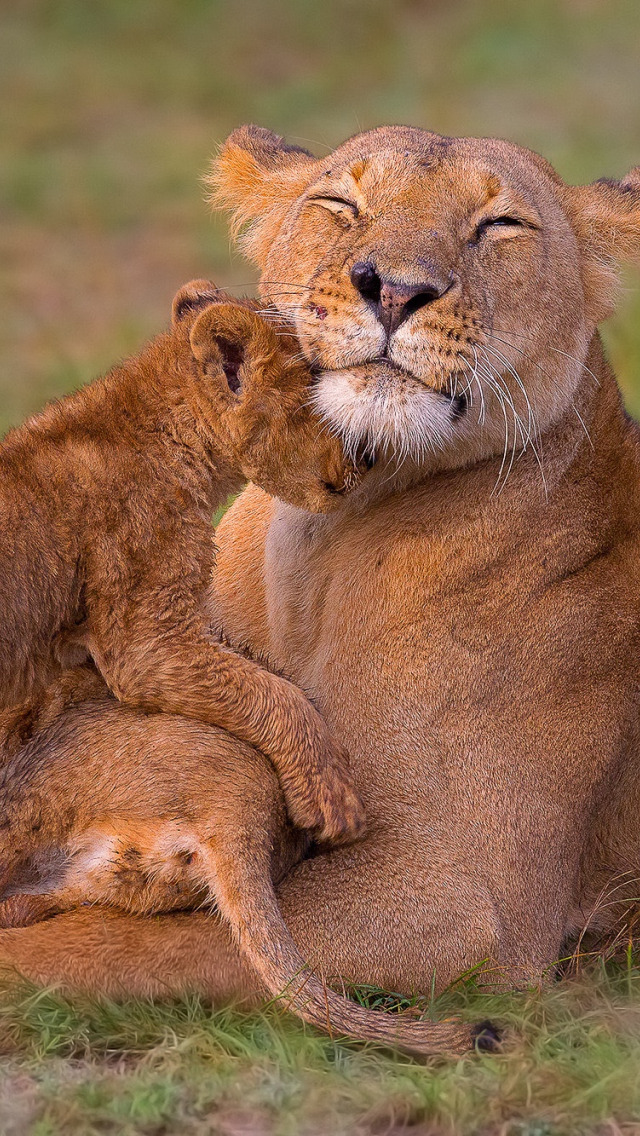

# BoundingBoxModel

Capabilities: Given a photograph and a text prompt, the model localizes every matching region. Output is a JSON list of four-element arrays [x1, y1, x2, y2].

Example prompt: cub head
[[173, 281, 362, 512], [209, 125, 640, 485]]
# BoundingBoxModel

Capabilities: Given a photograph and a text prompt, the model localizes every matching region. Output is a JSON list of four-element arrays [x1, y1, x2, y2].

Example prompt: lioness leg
[[0, 838, 504, 1000], [0, 907, 262, 1003]]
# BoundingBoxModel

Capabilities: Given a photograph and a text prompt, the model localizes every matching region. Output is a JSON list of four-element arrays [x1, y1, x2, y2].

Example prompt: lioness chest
[[261, 469, 640, 833]]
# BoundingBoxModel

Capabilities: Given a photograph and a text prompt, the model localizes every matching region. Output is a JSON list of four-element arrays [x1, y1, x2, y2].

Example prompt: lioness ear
[[566, 168, 640, 322], [172, 279, 222, 325], [206, 125, 318, 266]]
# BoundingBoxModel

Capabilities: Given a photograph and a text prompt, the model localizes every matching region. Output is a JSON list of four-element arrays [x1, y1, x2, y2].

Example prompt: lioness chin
[[2, 126, 640, 1056]]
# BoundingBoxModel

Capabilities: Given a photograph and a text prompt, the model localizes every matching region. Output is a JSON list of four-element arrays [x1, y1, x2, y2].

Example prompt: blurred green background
[[2, 0, 640, 434]]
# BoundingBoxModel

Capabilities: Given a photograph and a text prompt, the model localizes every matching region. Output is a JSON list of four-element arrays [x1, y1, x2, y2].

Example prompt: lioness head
[[172, 280, 362, 512], [210, 125, 640, 486]]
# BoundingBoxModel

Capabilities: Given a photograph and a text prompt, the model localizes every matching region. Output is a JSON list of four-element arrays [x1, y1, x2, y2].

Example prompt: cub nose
[[349, 260, 447, 337]]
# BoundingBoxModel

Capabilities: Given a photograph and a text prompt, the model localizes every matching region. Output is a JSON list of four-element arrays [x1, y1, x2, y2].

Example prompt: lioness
[[2, 126, 640, 1050], [0, 281, 365, 843]]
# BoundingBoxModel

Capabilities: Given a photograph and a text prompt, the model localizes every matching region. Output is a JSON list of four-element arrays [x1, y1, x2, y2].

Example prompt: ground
[[3, 2, 640, 1133], [2, 951, 640, 1135]]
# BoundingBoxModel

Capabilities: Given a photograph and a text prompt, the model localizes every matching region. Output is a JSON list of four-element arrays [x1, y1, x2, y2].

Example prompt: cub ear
[[566, 168, 640, 322], [206, 125, 318, 265], [189, 302, 275, 398], [172, 279, 223, 326]]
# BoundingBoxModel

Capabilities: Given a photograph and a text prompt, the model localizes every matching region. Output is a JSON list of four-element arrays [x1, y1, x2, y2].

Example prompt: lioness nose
[[350, 260, 446, 337]]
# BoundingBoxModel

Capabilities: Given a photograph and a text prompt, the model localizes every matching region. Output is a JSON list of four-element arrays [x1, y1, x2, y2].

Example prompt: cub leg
[[85, 529, 365, 844], [0, 680, 302, 921], [0, 821, 210, 929]]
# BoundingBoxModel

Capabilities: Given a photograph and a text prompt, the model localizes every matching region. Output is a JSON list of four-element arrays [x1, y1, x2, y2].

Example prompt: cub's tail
[[199, 829, 499, 1058]]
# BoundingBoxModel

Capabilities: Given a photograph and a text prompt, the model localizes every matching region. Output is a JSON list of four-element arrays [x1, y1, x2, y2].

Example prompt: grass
[[3, 0, 640, 1131], [3, 950, 640, 1134]]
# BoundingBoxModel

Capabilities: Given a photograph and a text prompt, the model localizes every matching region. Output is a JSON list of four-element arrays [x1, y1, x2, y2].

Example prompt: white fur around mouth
[[310, 367, 457, 463]]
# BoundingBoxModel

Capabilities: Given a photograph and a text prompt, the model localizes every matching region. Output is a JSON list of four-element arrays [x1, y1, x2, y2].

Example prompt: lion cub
[[0, 666, 470, 1057], [0, 280, 364, 842]]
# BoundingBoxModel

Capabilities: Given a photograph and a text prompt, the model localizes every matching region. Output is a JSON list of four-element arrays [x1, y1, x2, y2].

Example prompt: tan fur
[[0, 276, 478, 1054], [0, 283, 366, 842], [3, 126, 640, 1054], [0, 668, 474, 1055]]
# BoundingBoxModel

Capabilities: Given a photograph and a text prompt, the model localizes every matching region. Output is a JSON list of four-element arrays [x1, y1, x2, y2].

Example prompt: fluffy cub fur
[[0, 281, 364, 842]]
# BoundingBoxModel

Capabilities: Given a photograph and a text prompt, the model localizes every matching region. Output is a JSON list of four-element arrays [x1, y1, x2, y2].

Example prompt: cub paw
[[315, 773, 367, 845], [318, 441, 375, 502], [283, 768, 367, 846]]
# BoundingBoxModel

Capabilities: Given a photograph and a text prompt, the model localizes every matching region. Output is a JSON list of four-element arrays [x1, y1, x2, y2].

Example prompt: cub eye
[[307, 196, 359, 220]]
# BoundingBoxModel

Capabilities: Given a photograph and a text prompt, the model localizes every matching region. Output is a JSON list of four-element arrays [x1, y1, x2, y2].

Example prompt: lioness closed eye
[[0, 282, 365, 843]]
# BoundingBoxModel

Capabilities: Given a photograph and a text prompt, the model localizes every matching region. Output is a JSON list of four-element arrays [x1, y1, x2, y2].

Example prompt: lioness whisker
[[458, 358, 484, 424], [462, 356, 511, 493], [480, 342, 536, 443], [473, 346, 539, 495], [489, 326, 601, 387], [479, 334, 549, 493], [571, 402, 595, 449], [260, 280, 311, 290], [481, 372, 517, 495], [478, 348, 539, 480], [459, 358, 481, 421]]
